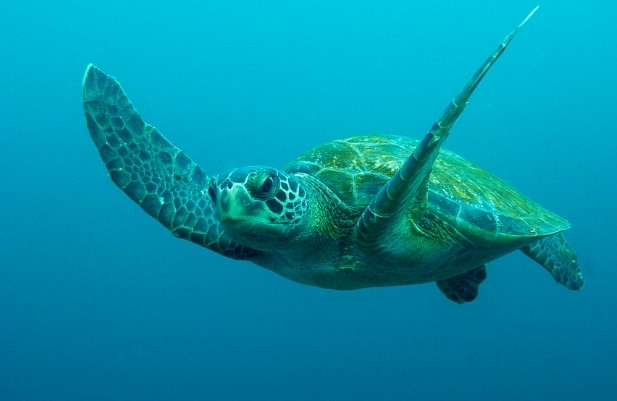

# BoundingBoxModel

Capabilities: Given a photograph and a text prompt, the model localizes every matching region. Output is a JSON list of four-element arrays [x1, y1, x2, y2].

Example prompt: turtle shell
[[285, 135, 568, 238]]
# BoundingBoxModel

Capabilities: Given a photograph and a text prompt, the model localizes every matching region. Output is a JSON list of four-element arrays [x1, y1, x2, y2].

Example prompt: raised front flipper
[[82, 65, 258, 259], [436, 266, 487, 304], [521, 233, 584, 290], [355, 7, 538, 254]]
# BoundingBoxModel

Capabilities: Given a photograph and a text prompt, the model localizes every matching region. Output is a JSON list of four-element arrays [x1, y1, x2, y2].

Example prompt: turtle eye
[[263, 176, 274, 192], [254, 174, 279, 199]]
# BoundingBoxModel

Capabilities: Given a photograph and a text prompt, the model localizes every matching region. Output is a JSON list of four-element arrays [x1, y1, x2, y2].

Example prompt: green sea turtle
[[82, 6, 583, 303]]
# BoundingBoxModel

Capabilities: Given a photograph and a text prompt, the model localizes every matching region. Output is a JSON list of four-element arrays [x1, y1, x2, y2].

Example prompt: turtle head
[[210, 166, 309, 250]]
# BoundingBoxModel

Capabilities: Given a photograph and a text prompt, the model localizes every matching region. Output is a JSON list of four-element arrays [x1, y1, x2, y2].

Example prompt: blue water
[[1, 1, 616, 400]]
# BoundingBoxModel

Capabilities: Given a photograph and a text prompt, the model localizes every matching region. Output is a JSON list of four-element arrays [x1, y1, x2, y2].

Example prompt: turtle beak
[[217, 183, 247, 223], [216, 179, 264, 226], [216, 179, 288, 240]]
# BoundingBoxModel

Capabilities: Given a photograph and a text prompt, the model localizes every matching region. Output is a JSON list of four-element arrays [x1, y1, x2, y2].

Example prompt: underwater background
[[1, 1, 616, 400]]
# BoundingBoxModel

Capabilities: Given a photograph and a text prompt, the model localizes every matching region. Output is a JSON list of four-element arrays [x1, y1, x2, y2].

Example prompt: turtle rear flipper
[[436, 265, 487, 304], [521, 234, 584, 290], [82, 64, 259, 260]]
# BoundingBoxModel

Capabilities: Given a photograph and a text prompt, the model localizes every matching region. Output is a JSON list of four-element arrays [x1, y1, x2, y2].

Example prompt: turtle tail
[[521, 233, 584, 290]]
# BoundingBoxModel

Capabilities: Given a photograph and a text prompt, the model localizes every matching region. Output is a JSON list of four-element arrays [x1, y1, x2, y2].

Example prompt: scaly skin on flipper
[[82, 65, 259, 259], [355, 6, 539, 255], [521, 233, 584, 290]]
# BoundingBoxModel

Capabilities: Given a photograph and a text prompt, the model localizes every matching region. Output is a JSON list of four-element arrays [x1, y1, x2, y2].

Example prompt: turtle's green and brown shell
[[286, 135, 568, 242]]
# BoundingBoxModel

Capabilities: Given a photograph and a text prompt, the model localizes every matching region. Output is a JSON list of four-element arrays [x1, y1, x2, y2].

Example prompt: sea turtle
[[82, 7, 583, 303]]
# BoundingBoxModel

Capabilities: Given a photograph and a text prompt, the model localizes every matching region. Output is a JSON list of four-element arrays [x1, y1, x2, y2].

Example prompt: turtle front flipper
[[521, 233, 584, 290], [355, 7, 538, 254], [82, 65, 259, 260], [436, 265, 487, 304]]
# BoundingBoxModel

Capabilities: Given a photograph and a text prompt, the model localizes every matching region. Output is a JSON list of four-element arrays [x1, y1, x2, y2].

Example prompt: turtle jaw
[[216, 183, 291, 246], [219, 215, 293, 251], [221, 217, 288, 240]]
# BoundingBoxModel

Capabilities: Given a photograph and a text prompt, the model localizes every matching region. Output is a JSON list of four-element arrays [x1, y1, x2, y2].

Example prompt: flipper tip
[[520, 6, 540, 28]]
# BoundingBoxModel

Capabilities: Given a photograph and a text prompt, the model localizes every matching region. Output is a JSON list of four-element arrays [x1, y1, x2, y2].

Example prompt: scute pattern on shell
[[285, 135, 412, 207], [285, 134, 569, 238]]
